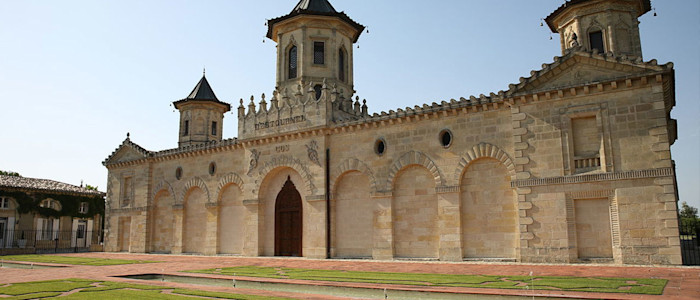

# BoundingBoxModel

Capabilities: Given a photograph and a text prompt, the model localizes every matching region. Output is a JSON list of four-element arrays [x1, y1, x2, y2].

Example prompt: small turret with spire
[[173, 72, 231, 148]]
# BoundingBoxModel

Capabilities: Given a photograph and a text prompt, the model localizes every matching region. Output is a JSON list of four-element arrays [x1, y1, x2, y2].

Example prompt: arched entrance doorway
[[275, 176, 302, 256]]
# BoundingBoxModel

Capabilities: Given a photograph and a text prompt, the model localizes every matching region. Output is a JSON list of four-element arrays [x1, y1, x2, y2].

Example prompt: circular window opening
[[175, 167, 183, 180], [209, 162, 216, 176], [375, 138, 386, 156], [439, 129, 453, 148]]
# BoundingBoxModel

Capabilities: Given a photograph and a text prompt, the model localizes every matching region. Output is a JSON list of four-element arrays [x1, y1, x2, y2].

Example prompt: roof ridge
[[0, 174, 104, 196]]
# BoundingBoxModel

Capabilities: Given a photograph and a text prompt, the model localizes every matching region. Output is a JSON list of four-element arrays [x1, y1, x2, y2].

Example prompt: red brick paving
[[1, 252, 698, 299]]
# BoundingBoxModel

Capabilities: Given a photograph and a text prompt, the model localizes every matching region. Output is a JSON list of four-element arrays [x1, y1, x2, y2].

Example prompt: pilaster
[[204, 203, 219, 255], [242, 199, 259, 256], [372, 193, 393, 260], [171, 204, 184, 254], [436, 186, 461, 261]]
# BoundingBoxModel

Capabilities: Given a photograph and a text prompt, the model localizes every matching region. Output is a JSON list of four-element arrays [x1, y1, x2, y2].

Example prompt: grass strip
[[184, 266, 667, 295], [172, 289, 297, 300], [0, 279, 94, 295], [0, 279, 300, 300], [1, 254, 158, 266]]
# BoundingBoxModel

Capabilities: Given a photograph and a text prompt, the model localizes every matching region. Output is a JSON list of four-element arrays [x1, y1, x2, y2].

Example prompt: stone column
[[204, 203, 219, 255], [372, 192, 393, 260], [171, 204, 184, 254], [436, 186, 461, 261]]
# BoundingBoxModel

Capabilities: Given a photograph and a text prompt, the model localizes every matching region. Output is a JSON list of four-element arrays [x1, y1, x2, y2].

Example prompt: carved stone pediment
[[515, 52, 668, 94]]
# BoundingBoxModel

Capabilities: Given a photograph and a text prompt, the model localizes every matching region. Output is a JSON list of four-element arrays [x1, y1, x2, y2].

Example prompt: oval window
[[175, 167, 183, 180], [439, 129, 453, 148], [375, 138, 386, 156], [209, 162, 216, 176]]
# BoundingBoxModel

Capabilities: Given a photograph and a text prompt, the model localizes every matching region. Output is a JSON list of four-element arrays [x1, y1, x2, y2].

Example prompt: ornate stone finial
[[126, 132, 130, 139], [203, 67, 206, 75], [259, 93, 267, 111], [239, 98, 244, 108], [248, 96, 256, 114]]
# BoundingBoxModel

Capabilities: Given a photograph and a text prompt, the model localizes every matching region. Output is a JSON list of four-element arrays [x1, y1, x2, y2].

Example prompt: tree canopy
[[0, 170, 21, 177]]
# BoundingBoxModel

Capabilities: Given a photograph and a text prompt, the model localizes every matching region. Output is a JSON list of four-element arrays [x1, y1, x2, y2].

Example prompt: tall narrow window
[[0, 197, 8, 209], [313, 42, 324, 65], [183, 120, 189, 136], [589, 31, 605, 53], [288, 46, 297, 79], [338, 48, 346, 82], [211, 121, 217, 135], [314, 84, 322, 100]]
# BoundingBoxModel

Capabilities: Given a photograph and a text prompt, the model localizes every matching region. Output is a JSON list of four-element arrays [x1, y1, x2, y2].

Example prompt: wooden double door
[[274, 177, 302, 256]]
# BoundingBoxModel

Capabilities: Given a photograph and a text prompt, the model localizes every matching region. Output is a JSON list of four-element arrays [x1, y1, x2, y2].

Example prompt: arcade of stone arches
[[142, 155, 518, 260]]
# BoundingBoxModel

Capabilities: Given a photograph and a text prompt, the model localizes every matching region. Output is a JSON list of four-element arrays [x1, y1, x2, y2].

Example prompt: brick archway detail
[[454, 142, 516, 183], [386, 151, 444, 190]]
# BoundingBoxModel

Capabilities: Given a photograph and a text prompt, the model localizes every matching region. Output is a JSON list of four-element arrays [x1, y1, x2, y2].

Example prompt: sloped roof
[[267, 0, 365, 43], [186, 75, 219, 101], [292, 0, 337, 13], [545, 0, 652, 32], [0, 175, 104, 197], [173, 74, 231, 111], [102, 135, 152, 166]]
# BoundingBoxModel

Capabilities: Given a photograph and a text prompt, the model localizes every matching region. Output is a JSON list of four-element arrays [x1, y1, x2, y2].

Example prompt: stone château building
[[103, 0, 682, 264]]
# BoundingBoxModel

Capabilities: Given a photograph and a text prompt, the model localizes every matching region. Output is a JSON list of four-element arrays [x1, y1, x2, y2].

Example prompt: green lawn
[[0, 279, 296, 300], [185, 266, 667, 295], [0, 255, 158, 266]]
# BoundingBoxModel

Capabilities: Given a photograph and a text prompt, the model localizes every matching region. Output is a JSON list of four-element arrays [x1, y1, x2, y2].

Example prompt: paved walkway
[[1, 252, 698, 299]]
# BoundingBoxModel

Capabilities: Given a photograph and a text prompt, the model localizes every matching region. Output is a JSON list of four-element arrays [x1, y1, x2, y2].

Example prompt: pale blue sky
[[1, 0, 698, 209]]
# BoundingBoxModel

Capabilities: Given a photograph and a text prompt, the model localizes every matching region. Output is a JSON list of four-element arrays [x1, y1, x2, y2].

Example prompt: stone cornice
[[511, 168, 673, 188], [107, 206, 147, 214]]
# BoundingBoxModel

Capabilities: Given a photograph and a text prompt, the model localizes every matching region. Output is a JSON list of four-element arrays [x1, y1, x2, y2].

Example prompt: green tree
[[680, 202, 698, 220], [0, 170, 21, 177], [84, 184, 99, 191], [679, 201, 699, 228]]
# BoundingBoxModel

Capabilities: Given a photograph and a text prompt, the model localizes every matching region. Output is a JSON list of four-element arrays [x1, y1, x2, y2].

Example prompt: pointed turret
[[174, 73, 231, 148], [182, 75, 220, 102]]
